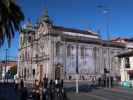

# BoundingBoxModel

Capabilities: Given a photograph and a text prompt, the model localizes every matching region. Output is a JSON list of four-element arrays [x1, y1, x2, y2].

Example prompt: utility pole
[[4, 49, 8, 81]]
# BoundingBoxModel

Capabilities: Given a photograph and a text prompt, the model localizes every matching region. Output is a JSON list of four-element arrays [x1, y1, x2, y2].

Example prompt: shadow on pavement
[[64, 84, 100, 93]]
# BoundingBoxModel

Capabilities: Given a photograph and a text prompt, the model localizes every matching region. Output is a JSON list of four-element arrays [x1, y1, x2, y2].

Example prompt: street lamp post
[[76, 42, 79, 93], [97, 4, 111, 88], [4, 49, 8, 82]]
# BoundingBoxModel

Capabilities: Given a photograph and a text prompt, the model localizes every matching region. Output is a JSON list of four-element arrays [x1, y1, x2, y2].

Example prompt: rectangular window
[[80, 47, 85, 59], [56, 42, 61, 56], [56, 45, 60, 56], [129, 74, 133, 80], [67, 45, 71, 57], [125, 57, 130, 68]]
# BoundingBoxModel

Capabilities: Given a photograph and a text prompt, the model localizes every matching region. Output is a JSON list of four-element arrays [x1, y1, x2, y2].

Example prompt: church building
[[17, 9, 125, 82]]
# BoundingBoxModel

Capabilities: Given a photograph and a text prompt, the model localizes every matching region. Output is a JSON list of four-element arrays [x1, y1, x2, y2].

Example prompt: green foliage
[[21, 29, 27, 33], [0, 0, 24, 47], [10, 65, 17, 76]]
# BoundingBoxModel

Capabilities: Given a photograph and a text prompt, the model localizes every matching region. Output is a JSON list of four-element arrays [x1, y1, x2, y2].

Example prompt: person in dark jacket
[[20, 79, 24, 89], [42, 77, 48, 100], [111, 76, 114, 87], [98, 77, 101, 87], [20, 79, 28, 100], [20, 87, 28, 100]]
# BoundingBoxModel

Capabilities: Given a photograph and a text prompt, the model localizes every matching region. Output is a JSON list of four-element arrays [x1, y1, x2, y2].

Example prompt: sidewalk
[[66, 86, 133, 100], [104, 86, 133, 95], [67, 92, 91, 100], [67, 92, 105, 100]]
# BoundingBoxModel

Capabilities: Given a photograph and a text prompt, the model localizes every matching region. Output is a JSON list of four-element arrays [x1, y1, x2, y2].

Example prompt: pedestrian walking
[[42, 76, 47, 100], [33, 80, 40, 100], [20, 79, 28, 100], [48, 80, 53, 100], [98, 77, 101, 87], [14, 78, 19, 91], [111, 76, 114, 87], [42, 78, 48, 100], [20, 79, 24, 89]]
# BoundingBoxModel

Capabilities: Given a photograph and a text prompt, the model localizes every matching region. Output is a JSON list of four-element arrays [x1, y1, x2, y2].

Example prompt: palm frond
[[0, 0, 24, 47]]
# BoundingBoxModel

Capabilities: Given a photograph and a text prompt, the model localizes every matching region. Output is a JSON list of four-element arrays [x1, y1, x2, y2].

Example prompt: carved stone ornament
[[38, 23, 48, 35]]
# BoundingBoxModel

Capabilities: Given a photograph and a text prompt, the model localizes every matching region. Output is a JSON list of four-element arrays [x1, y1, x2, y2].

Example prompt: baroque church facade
[[17, 9, 126, 82]]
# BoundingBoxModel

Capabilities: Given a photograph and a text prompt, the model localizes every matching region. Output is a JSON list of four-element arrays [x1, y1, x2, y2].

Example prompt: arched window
[[20, 36, 23, 45], [25, 50, 28, 62], [32, 69, 35, 78], [28, 35, 32, 42], [56, 42, 61, 56], [35, 54, 38, 63]]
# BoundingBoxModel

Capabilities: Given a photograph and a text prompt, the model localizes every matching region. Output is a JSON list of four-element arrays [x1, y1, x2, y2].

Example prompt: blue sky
[[1, 0, 133, 60]]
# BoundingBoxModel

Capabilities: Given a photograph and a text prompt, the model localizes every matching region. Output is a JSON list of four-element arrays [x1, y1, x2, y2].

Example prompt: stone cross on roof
[[40, 8, 52, 24]]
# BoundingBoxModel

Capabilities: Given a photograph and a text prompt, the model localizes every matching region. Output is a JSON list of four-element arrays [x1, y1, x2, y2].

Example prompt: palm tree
[[0, 0, 24, 47]]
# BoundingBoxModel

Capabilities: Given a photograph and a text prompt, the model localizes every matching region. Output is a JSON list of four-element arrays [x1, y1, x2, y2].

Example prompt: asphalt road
[[65, 81, 133, 100], [67, 88, 133, 100], [0, 83, 20, 100], [0, 81, 133, 100]]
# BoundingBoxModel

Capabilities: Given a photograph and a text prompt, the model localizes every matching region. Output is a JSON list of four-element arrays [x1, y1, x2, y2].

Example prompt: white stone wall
[[53, 41, 123, 80], [129, 57, 133, 68], [18, 21, 124, 81], [120, 56, 133, 82]]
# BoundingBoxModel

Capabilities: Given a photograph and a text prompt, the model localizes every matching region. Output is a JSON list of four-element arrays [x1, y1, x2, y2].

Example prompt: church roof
[[61, 34, 101, 44], [61, 34, 125, 48], [53, 26, 99, 36]]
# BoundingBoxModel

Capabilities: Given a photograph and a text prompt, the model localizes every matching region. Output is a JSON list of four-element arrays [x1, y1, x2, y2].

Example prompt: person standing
[[14, 78, 19, 91], [42, 77, 48, 100]]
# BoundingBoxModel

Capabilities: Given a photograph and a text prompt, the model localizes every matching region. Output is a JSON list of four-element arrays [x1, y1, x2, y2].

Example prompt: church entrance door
[[55, 66, 60, 79]]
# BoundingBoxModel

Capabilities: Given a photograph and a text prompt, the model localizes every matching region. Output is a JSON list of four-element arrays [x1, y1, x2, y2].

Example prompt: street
[[0, 82, 133, 100], [0, 83, 20, 100], [65, 81, 133, 100], [67, 87, 133, 100]]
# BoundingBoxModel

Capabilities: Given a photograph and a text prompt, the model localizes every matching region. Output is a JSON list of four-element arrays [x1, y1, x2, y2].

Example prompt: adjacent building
[[17, 9, 126, 83], [117, 51, 133, 85], [112, 37, 133, 50], [0, 60, 17, 79]]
